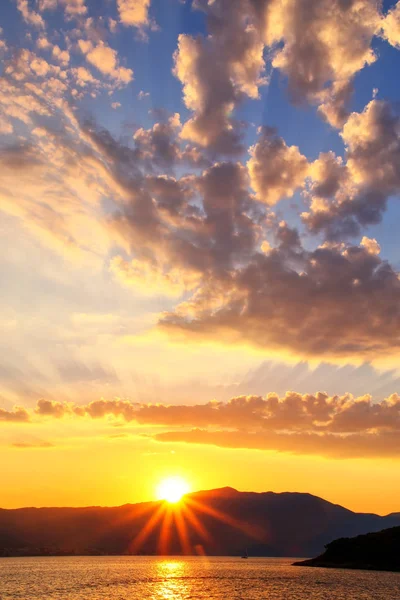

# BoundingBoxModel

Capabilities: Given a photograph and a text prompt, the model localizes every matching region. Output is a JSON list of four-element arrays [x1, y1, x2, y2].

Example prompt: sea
[[1, 556, 400, 600]]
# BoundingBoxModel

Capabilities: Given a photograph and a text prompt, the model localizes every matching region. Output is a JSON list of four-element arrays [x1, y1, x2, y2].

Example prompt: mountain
[[1, 488, 400, 557], [293, 526, 400, 571]]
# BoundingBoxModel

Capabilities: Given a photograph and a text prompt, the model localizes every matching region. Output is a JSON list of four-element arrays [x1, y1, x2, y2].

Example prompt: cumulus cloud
[[317, 79, 354, 129], [266, 0, 379, 115], [37, 0, 87, 18], [0, 406, 30, 423], [381, 1, 400, 48], [34, 397, 137, 420], [35, 398, 72, 418], [303, 100, 400, 239], [173, 0, 266, 154], [16, 0, 45, 29], [62, 0, 87, 17], [52, 45, 70, 66], [360, 236, 381, 256], [133, 114, 182, 169], [84, 42, 133, 84], [117, 0, 151, 29], [174, 0, 394, 148], [247, 126, 308, 205]]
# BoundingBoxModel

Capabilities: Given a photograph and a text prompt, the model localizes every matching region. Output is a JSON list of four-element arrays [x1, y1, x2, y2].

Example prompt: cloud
[[153, 428, 400, 460], [12, 441, 54, 448], [247, 126, 308, 205], [62, 0, 87, 17], [85, 42, 133, 84], [110, 255, 201, 297], [16, 391, 400, 435], [303, 100, 400, 239], [0, 406, 30, 423], [360, 236, 381, 256], [140, 391, 400, 435], [37, 0, 87, 19], [159, 230, 400, 359], [174, 0, 391, 147], [34, 397, 138, 420], [6, 391, 400, 459], [52, 45, 70, 66], [173, 0, 266, 154], [0, 58, 130, 259], [16, 0, 45, 29], [317, 79, 354, 129], [34, 398, 71, 418], [117, 0, 151, 29], [109, 159, 265, 300], [381, 1, 400, 48], [133, 114, 182, 169], [265, 0, 379, 121]]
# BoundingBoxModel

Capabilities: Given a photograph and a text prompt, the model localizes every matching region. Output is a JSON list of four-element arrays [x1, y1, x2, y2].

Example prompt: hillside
[[293, 526, 400, 572], [1, 488, 400, 557]]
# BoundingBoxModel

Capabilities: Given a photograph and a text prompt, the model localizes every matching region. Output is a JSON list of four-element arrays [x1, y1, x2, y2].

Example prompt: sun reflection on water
[[153, 560, 189, 600]]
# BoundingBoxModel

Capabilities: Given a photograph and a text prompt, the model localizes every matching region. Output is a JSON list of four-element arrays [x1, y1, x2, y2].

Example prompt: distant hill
[[293, 526, 400, 572], [1, 488, 400, 557]]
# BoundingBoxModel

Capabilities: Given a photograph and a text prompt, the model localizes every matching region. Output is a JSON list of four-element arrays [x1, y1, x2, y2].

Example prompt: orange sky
[[1, 412, 399, 515]]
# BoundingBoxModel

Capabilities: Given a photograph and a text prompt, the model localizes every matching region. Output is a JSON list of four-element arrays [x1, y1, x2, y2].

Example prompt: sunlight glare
[[157, 476, 190, 503]]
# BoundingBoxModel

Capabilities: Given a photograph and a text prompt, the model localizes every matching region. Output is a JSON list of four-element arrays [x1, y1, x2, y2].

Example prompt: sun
[[157, 476, 190, 503]]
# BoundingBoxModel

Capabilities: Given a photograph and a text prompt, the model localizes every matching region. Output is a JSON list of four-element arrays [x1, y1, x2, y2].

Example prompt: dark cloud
[[110, 160, 266, 296], [159, 231, 400, 359], [133, 114, 182, 170]]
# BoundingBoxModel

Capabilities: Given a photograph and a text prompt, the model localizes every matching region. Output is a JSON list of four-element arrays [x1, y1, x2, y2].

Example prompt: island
[[293, 526, 400, 572]]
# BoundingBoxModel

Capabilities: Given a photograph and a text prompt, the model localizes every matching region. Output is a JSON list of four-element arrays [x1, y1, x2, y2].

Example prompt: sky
[[1, 0, 400, 514]]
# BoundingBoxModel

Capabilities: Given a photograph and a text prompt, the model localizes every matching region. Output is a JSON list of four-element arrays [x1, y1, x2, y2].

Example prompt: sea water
[[1, 556, 399, 599]]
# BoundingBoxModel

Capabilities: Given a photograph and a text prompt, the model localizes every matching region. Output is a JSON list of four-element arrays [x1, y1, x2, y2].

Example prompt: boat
[[241, 549, 248, 559]]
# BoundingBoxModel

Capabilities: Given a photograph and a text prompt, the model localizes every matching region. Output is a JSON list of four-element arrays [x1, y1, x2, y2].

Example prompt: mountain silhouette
[[1, 488, 399, 557], [294, 526, 400, 571]]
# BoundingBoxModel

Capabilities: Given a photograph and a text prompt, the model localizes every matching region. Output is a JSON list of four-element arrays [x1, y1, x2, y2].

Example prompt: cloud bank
[[3, 391, 400, 459]]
